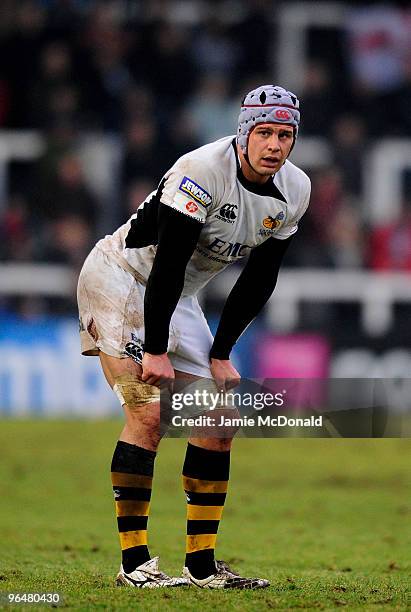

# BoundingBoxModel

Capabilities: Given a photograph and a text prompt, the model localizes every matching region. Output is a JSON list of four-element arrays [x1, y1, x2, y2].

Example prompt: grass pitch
[[0, 420, 410, 610]]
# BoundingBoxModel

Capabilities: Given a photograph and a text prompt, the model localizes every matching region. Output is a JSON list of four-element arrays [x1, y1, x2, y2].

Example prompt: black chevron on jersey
[[125, 178, 166, 249]]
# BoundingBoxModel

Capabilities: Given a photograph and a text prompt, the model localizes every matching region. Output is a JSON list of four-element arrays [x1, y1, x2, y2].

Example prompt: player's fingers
[[142, 368, 174, 386], [141, 369, 151, 382], [143, 374, 160, 386]]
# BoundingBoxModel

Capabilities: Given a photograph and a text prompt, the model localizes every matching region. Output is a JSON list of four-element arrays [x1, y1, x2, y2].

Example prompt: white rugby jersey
[[97, 136, 311, 297]]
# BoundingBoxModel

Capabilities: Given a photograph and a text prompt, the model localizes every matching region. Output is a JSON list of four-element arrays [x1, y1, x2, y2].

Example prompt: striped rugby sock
[[183, 442, 230, 579], [110, 441, 156, 573]]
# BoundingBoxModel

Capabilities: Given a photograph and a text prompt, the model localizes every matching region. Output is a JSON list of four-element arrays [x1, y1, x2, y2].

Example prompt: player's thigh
[[100, 351, 142, 387], [78, 247, 145, 362]]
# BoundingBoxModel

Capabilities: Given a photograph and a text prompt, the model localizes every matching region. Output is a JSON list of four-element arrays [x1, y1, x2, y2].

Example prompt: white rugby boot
[[182, 559, 270, 589], [116, 556, 189, 588]]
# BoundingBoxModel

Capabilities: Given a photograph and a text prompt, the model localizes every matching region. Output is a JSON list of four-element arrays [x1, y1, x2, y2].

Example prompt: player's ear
[[287, 128, 297, 157]]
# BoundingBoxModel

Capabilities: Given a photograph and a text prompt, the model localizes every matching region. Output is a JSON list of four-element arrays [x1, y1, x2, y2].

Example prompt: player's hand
[[142, 352, 175, 389], [210, 358, 241, 392]]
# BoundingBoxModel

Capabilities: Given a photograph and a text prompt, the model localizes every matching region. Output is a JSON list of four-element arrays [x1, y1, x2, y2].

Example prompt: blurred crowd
[[1, 0, 411, 317]]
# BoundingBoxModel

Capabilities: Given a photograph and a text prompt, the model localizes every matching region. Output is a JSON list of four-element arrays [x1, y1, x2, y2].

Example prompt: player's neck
[[236, 144, 273, 185]]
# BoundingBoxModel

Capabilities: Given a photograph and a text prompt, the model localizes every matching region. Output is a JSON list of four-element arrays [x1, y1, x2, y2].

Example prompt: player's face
[[244, 123, 294, 183]]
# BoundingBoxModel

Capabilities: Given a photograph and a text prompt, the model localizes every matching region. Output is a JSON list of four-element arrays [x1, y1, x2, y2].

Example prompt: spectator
[[345, 5, 411, 134], [76, 4, 134, 130], [41, 213, 94, 269], [121, 117, 169, 189], [291, 167, 358, 268], [327, 205, 364, 268], [231, 0, 277, 81], [28, 41, 80, 128], [0, 195, 35, 262], [137, 21, 197, 113], [1, 0, 47, 128], [183, 74, 237, 144], [300, 61, 338, 136], [332, 114, 367, 197], [368, 200, 411, 271], [34, 152, 99, 229], [122, 84, 155, 124], [345, 4, 411, 94], [121, 179, 156, 223], [191, 17, 239, 76], [39, 213, 94, 314], [386, 53, 411, 136], [163, 106, 202, 162]]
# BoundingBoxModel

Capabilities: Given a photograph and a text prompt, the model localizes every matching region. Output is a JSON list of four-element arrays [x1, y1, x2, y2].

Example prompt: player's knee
[[189, 407, 241, 442], [112, 372, 171, 444], [215, 407, 242, 438]]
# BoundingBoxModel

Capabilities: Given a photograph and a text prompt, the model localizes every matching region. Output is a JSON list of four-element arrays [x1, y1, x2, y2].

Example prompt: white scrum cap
[[237, 84, 300, 153]]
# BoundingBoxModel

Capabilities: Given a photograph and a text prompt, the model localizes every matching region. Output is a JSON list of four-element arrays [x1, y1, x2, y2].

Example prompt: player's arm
[[210, 236, 293, 362], [139, 205, 203, 384]]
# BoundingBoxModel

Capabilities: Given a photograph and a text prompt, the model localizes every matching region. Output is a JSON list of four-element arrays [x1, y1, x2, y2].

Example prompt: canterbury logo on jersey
[[123, 335, 144, 364], [179, 176, 212, 207], [216, 203, 238, 224]]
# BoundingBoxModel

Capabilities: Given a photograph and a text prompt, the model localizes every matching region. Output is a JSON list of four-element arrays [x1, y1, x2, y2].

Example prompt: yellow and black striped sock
[[183, 442, 230, 579], [111, 441, 156, 573]]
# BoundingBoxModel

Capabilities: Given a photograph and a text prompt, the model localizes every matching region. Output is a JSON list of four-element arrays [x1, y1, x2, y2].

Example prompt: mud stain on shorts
[[87, 318, 99, 341]]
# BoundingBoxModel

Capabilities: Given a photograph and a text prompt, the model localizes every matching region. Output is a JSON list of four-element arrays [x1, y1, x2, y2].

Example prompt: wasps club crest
[[262, 211, 285, 230], [259, 211, 285, 237]]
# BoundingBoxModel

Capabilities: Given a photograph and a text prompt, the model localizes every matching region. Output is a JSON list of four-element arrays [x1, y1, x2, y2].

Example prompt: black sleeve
[[142, 205, 203, 355], [209, 236, 293, 360]]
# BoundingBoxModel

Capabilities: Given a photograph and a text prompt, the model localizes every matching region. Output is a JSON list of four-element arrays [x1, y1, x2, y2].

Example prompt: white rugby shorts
[[77, 246, 214, 378]]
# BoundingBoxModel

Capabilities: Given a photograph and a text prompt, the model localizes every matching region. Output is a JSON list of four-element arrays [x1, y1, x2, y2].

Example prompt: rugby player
[[77, 85, 310, 589]]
